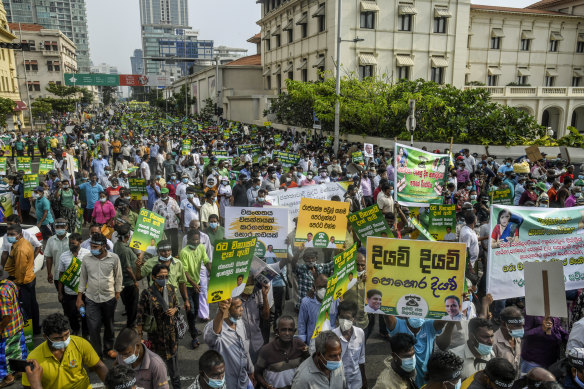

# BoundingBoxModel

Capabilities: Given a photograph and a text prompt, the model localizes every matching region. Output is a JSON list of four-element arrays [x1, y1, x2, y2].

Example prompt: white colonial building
[[257, 0, 584, 137]]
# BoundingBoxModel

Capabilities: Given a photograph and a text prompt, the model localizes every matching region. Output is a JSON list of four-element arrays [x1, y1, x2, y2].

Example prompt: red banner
[[119, 75, 147, 86]]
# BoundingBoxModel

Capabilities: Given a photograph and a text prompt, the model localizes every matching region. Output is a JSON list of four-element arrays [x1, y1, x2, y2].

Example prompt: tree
[[199, 98, 216, 122], [31, 100, 52, 120], [45, 83, 78, 98], [102, 86, 117, 106], [173, 85, 195, 116], [0, 97, 15, 126], [266, 77, 546, 146], [79, 88, 94, 105], [36, 97, 76, 114]]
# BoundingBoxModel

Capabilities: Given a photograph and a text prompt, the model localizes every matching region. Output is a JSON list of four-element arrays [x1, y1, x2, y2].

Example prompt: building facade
[[0, 3, 23, 127], [257, 0, 584, 137], [9, 23, 77, 101], [3, 0, 90, 73], [131, 49, 144, 75], [90, 62, 118, 75]]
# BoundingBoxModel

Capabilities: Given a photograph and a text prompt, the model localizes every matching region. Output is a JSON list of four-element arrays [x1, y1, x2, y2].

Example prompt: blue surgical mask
[[204, 372, 225, 389], [159, 255, 172, 262], [6, 236, 16, 244], [154, 278, 167, 287], [407, 317, 425, 328], [399, 355, 416, 372], [56, 229, 66, 236], [209, 222, 218, 229], [182, 178, 188, 183], [50, 335, 70, 350], [454, 379, 462, 389], [257, 197, 265, 202], [123, 345, 139, 364], [229, 316, 239, 323], [320, 355, 342, 371], [510, 328, 524, 338], [474, 336, 493, 355], [466, 186, 472, 190], [90, 249, 101, 256], [390, 190, 394, 196]]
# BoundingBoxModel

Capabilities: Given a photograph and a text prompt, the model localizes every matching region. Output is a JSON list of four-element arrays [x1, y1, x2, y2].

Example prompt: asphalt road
[[13, 274, 392, 388]]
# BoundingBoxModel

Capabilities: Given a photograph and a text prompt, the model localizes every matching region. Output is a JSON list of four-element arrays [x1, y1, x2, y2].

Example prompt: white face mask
[[357, 270, 366, 277], [339, 318, 353, 332], [316, 288, 326, 300]]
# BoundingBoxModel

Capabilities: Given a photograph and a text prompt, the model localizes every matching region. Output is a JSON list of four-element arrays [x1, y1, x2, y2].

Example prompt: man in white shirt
[[0, 215, 42, 277], [333, 300, 367, 389], [175, 174, 190, 204], [81, 224, 114, 252], [140, 155, 151, 181], [459, 212, 479, 265], [443, 226, 457, 242], [180, 187, 201, 230]]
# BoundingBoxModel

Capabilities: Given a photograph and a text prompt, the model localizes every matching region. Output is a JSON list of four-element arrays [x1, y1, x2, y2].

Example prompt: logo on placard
[[396, 294, 428, 317]]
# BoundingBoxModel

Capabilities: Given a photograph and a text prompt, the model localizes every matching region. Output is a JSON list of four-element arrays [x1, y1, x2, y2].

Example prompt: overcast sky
[[86, 0, 536, 74]]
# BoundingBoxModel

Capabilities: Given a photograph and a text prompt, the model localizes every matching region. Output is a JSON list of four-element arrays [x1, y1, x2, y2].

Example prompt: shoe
[[191, 339, 200, 349], [106, 349, 118, 359]]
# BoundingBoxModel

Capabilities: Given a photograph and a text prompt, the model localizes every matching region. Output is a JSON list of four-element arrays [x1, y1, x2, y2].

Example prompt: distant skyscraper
[[131, 49, 144, 75], [2, 0, 91, 73], [140, 0, 189, 26]]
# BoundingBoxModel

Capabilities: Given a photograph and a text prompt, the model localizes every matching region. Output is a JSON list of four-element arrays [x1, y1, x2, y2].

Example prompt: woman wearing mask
[[136, 264, 182, 389], [92, 193, 116, 227], [55, 179, 78, 232], [518, 182, 538, 206], [217, 176, 232, 223]]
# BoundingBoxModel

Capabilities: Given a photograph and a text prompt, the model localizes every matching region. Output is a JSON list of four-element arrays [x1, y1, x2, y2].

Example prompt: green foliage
[[78, 88, 94, 105], [265, 78, 547, 146], [45, 83, 79, 97], [36, 97, 76, 113], [0, 97, 15, 126], [102, 86, 117, 106], [199, 98, 216, 122], [173, 85, 195, 116], [31, 100, 52, 120]]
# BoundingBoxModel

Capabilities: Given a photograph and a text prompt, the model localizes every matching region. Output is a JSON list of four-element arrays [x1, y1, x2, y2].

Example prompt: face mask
[[156, 175, 161, 179], [357, 270, 366, 277], [63, 185, 69, 189], [510, 328, 524, 338], [408, 317, 425, 328], [123, 345, 139, 364], [286, 177, 291, 182], [320, 172, 327, 177], [188, 244, 199, 250], [454, 379, 462, 389], [316, 288, 326, 300], [159, 255, 172, 262], [90, 249, 101, 256], [204, 373, 226, 389], [33, 193, 40, 199], [161, 195, 169, 201], [209, 222, 218, 229], [154, 278, 167, 287], [400, 355, 416, 372], [577, 193, 583, 198], [540, 203, 548, 208], [339, 318, 353, 332], [100, 198, 107, 203], [475, 336, 493, 355], [182, 178, 188, 183], [254, 185, 260, 190], [506, 162, 511, 167], [307, 175, 313, 180], [6, 236, 16, 244], [171, 176, 176, 180], [98, 154, 102, 159], [50, 335, 71, 350], [222, 181, 228, 186], [257, 197, 265, 202], [470, 195, 477, 200], [123, 196, 131, 201], [321, 355, 342, 371], [229, 315, 239, 323], [56, 229, 66, 236], [187, 193, 194, 199], [466, 186, 472, 191], [297, 173, 302, 178], [243, 285, 254, 295]]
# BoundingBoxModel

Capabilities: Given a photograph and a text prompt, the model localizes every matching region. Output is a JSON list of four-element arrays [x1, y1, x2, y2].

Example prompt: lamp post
[[333, 0, 364, 155]]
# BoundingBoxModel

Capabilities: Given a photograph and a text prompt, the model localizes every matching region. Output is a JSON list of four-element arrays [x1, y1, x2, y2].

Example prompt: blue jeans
[[186, 287, 200, 340]]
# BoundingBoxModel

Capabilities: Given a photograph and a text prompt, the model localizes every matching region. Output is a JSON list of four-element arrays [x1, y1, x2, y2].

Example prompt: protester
[[0, 278, 27, 387], [291, 330, 346, 387], [373, 333, 417, 389]]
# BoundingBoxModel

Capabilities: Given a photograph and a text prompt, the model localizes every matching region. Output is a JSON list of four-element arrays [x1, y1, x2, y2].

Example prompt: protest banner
[[525, 145, 543, 162], [129, 178, 148, 200], [23, 174, 38, 198], [0, 157, 6, 175], [489, 188, 513, 205], [182, 139, 191, 155], [272, 150, 301, 169], [0, 192, 13, 220], [207, 237, 257, 303], [267, 182, 349, 227], [23, 319, 33, 351], [363, 143, 374, 158], [237, 144, 262, 162], [352, 151, 364, 164], [427, 204, 457, 241], [347, 204, 391, 242], [409, 216, 436, 241], [487, 204, 584, 300], [16, 156, 32, 174], [394, 143, 449, 207], [524, 261, 567, 318], [295, 198, 350, 249], [38, 158, 54, 175], [129, 208, 165, 251], [312, 275, 338, 339], [58, 256, 82, 292], [213, 150, 230, 157], [274, 134, 282, 146], [224, 206, 288, 257], [365, 237, 466, 318], [333, 243, 358, 299]]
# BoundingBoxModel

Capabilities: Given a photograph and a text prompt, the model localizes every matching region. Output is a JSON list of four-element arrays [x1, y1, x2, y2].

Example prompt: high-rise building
[[140, 0, 188, 26], [90, 62, 118, 75], [3, 0, 90, 72], [131, 49, 144, 75]]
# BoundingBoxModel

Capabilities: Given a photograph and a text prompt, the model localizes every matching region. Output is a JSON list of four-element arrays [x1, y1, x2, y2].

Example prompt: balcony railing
[[464, 86, 584, 97]]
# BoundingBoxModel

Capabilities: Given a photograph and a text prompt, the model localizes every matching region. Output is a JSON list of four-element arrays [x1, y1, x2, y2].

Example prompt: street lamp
[[333, 0, 364, 155]]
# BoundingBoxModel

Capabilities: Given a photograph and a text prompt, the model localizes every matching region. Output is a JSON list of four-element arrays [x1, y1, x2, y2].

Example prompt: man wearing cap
[[33, 185, 54, 241], [462, 357, 516, 389], [76, 233, 123, 359], [200, 190, 218, 230], [44, 218, 70, 289], [153, 187, 182, 256], [493, 306, 523, 378]]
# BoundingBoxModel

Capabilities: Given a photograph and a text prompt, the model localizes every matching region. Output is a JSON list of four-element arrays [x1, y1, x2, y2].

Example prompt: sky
[[86, 0, 536, 74]]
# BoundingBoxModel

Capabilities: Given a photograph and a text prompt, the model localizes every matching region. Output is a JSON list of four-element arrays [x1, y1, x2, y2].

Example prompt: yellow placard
[[365, 237, 466, 319], [294, 198, 350, 249]]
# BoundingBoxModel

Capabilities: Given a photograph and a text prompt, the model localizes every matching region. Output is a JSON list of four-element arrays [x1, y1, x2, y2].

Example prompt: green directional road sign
[[65, 73, 119, 87]]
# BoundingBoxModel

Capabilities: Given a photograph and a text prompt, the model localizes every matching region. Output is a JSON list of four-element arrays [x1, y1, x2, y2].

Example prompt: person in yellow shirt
[[111, 138, 122, 162], [22, 313, 108, 389]]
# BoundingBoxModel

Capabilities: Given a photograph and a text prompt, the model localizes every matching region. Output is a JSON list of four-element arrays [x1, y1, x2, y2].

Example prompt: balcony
[[464, 85, 584, 97]]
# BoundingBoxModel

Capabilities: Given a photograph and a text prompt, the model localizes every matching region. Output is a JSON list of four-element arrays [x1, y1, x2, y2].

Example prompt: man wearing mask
[[114, 224, 141, 329], [231, 174, 250, 206], [299, 171, 316, 186], [76, 233, 123, 359], [493, 307, 524, 378], [113, 328, 169, 389], [292, 248, 334, 310], [292, 330, 345, 387], [333, 300, 367, 389], [204, 297, 255, 389], [261, 169, 280, 192], [315, 168, 330, 184], [92, 152, 109, 178], [451, 318, 495, 381], [255, 316, 310, 389], [57, 233, 89, 337], [81, 224, 114, 252], [176, 174, 190, 204], [33, 185, 55, 241], [153, 187, 182, 256], [200, 191, 218, 229], [179, 230, 211, 350], [251, 189, 271, 207], [79, 173, 104, 225], [342, 253, 369, 337], [44, 218, 70, 289], [246, 178, 261, 206], [22, 313, 108, 388], [459, 212, 479, 267], [373, 333, 417, 389], [298, 274, 336, 343]]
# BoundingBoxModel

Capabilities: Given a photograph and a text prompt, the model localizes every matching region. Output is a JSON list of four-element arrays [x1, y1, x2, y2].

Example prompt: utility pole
[[333, 0, 342, 155], [406, 99, 416, 146]]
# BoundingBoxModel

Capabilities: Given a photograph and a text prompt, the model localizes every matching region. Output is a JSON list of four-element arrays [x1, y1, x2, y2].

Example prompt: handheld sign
[[129, 209, 165, 251], [524, 261, 567, 318]]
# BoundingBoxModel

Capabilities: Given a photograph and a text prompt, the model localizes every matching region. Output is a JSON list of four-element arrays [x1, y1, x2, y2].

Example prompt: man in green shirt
[[135, 240, 189, 314], [113, 224, 140, 328], [204, 214, 224, 246], [178, 230, 211, 349]]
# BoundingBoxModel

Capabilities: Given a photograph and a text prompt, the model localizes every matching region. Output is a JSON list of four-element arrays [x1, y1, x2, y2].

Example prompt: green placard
[[332, 243, 358, 299], [16, 157, 32, 174], [129, 208, 165, 252], [207, 237, 257, 303], [427, 204, 457, 241], [0, 157, 6, 175], [129, 178, 147, 200], [409, 216, 436, 241], [22, 319, 33, 352], [237, 144, 262, 162], [213, 150, 229, 157], [489, 188, 513, 205], [347, 204, 392, 242], [182, 139, 191, 155], [274, 134, 282, 146], [352, 151, 364, 164], [272, 150, 301, 169], [38, 158, 54, 175], [313, 275, 338, 339], [23, 174, 38, 198], [58, 256, 82, 292]]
